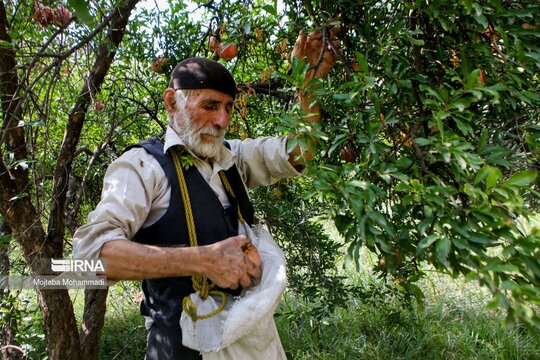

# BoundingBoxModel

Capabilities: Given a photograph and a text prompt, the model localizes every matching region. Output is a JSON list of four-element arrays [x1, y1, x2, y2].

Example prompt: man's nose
[[213, 108, 229, 130]]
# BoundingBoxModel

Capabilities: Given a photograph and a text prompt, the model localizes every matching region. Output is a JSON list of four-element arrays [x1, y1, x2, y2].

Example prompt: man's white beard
[[172, 110, 227, 162]]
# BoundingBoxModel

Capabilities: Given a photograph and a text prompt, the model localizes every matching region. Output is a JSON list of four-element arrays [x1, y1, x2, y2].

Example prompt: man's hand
[[286, 27, 341, 168], [201, 235, 262, 289], [291, 27, 341, 81]]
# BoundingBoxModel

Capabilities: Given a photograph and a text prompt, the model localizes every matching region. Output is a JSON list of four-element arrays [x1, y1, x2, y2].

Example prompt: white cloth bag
[[180, 222, 288, 360]]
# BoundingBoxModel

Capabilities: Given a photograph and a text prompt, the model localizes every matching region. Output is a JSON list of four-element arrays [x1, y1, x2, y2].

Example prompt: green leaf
[[262, 4, 277, 16], [404, 282, 425, 306], [486, 167, 503, 189], [354, 52, 369, 74], [475, 165, 502, 189], [418, 234, 438, 250], [472, 3, 488, 28], [0, 235, 12, 246], [0, 40, 13, 49], [454, 119, 473, 135], [474, 165, 490, 185], [436, 237, 451, 265], [67, 0, 92, 24], [367, 211, 395, 237], [286, 137, 298, 154], [395, 182, 411, 192], [503, 170, 537, 187], [358, 216, 367, 244], [469, 234, 496, 244], [484, 261, 519, 273], [451, 237, 469, 250], [9, 193, 28, 201], [414, 137, 432, 146], [435, 114, 445, 140], [522, 257, 540, 279], [464, 0, 473, 14], [405, 36, 425, 46], [417, 216, 433, 236], [452, 96, 477, 112], [474, 14, 489, 28], [398, 79, 412, 89], [467, 69, 482, 88]]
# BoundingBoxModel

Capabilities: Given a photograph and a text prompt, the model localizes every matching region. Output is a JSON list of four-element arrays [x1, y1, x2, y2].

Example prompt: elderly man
[[73, 29, 339, 359]]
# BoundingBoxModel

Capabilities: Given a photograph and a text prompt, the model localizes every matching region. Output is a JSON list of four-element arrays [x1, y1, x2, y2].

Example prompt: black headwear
[[169, 57, 237, 99]]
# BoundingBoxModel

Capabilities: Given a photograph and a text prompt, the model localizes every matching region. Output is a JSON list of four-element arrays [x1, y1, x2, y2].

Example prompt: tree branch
[[237, 79, 287, 100], [47, 0, 141, 254], [1, 0, 27, 178], [27, 9, 121, 90], [0, 0, 143, 358]]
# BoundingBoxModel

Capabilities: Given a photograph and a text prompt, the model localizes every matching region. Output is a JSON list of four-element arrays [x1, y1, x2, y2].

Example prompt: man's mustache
[[198, 126, 226, 139]]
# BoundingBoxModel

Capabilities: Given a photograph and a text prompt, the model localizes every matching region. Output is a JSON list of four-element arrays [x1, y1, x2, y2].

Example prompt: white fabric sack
[[180, 222, 288, 360]]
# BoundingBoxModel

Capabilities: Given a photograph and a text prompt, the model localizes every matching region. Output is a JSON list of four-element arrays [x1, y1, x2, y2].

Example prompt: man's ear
[[163, 88, 176, 117]]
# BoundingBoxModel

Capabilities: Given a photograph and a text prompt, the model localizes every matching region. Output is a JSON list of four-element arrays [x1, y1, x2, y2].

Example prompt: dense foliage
[[0, 0, 539, 357]]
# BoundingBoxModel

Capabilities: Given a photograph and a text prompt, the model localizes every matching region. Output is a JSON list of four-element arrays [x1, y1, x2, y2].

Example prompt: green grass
[[96, 215, 540, 358], [8, 274, 539, 359], [276, 295, 540, 360], [96, 283, 147, 359], [91, 277, 540, 360], [5, 242, 540, 359]]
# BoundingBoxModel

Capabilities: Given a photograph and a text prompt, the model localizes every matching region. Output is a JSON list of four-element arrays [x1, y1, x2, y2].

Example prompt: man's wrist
[[181, 246, 207, 277]]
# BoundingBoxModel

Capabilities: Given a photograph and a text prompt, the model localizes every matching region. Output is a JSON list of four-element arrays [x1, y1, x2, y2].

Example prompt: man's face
[[173, 89, 234, 160]]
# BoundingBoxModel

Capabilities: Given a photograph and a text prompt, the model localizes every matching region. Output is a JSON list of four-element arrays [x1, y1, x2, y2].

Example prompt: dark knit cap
[[169, 57, 237, 99]]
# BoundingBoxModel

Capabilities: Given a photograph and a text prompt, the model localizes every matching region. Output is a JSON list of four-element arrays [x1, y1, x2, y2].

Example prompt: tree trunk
[[0, 0, 140, 358], [80, 289, 109, 360]]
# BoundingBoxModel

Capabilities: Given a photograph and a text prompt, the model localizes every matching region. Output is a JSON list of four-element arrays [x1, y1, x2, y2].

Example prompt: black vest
[[125, 136, 255, 328]]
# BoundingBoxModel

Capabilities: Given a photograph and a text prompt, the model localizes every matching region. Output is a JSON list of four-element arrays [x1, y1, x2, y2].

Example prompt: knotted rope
[[171, 148, 228, 321]]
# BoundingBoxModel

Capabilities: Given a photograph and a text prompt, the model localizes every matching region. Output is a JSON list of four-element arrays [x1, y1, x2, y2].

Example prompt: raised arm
[[288, 27, 340, 168]]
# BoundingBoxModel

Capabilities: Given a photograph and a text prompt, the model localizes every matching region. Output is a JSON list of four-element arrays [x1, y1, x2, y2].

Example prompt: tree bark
[[80, 288, 109, 360], [0, 0, 140, 358], [0, 0, 26, 175]]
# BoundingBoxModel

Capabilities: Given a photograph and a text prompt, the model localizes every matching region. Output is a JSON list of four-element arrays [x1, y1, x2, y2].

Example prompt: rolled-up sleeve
[[73, 148, 168, 259], [227, 136, 303, 188]]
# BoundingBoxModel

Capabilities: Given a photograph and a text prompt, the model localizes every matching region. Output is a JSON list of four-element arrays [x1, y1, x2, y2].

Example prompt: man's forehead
[[191, 89, 234, 104]]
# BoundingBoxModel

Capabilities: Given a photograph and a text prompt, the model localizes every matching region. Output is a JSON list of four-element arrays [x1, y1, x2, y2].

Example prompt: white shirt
[[73, 126, 301, 260]]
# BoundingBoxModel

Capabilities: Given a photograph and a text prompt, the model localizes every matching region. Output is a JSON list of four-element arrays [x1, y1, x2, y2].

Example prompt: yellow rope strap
[[171, 149, 227, 321], [218, 171, 244, 224]]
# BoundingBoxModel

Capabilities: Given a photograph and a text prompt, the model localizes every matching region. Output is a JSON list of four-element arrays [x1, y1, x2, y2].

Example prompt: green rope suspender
[[170, 148, 243, 321]]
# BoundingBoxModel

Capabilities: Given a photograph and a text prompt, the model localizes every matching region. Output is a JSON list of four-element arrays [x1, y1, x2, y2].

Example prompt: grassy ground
[[97, 216, 540, 359], [6, 237, 540, 359], [277, 291, 539, 360], [92, 272, 540, 360], [8, 270, 539, 359], [96, 284, 147, 359]]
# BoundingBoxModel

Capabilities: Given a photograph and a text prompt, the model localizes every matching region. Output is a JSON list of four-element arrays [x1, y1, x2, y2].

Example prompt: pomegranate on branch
[[218, 43, 238, 62]]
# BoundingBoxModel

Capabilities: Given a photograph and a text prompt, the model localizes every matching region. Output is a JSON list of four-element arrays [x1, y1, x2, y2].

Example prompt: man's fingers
[[233, 235, 250, 247], [245, 256, 262, 281], [291, 31, 307, 60], [329, 26, 341, 39], [298, 29, 307, 46], [308, 29, 323, 40], [294, 32, 307, 50], [239, 272, 253, 289]]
